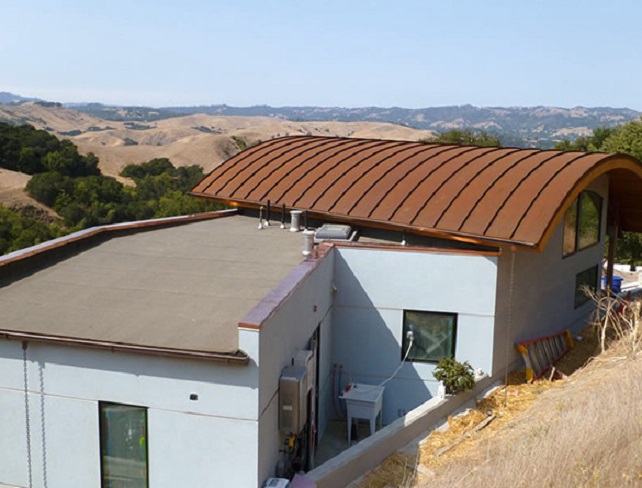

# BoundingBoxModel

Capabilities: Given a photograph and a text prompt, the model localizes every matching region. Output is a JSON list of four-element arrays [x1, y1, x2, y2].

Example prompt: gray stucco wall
[[0, 337, 260, 488], [492, 176, 609, 374], [332, 247, 498, 424], [257, 252, 335, 485]]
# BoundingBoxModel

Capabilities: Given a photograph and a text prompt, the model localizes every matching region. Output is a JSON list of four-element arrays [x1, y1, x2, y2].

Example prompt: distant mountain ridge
[[0, 92, 43, 104], [69, 102, 641, 148], [1, 91, 640, 147]]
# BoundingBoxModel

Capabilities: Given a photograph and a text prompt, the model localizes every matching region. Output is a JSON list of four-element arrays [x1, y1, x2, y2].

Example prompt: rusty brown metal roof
[[191, 136, 642, 250]]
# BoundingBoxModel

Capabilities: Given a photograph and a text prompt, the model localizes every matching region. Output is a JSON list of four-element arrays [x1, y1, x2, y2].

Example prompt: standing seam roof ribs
[[242, 138, 360, 200], [291, 140, 394, 209], [458, 150, 560, 235], [360, 145, 463, 219], [483, 152, 586, 237], [506, 153, 594, 240], [431, 147, 523, 228], [442, 149, 541, 232], [386, 146, 483, 222], [408, 146, 508, 226], [195, 136, 308, 194], [231, 137, 337, 198], [345, 143, 438, 216], [191, 136, 642, 249], [312, 140, 410, 212], [261, 139, 381, 207]]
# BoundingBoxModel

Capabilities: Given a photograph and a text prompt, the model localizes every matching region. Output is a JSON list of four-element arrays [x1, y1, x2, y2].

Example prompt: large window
[[100, 403, 148, 488], [563, 191, 603, 256], [402, 310, 457, 362], [575, 265, 599, 308]]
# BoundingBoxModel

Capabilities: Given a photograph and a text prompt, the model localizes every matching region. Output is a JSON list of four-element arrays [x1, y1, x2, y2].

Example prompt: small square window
[[402, 310, 457, 362], [575, 265, 598, 308]]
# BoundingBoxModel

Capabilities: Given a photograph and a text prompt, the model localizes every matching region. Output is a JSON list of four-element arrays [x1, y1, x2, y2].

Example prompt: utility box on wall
[[279, 366, 307, 433]]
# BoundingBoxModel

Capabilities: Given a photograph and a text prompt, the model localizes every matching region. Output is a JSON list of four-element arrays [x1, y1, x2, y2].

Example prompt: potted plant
[[432, 357, 475, 395]]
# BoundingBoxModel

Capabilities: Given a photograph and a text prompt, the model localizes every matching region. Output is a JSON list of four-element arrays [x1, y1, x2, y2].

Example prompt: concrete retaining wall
[[304, 375, 495, 488]]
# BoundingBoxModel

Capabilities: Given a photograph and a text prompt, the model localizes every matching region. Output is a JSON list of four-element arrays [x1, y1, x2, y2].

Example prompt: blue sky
[[2, 0, 641, 109]]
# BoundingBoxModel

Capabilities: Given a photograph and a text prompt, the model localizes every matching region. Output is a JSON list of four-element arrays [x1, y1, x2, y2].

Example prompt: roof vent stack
[[290, 210, 302, 232], [302, 230, 315, 257]]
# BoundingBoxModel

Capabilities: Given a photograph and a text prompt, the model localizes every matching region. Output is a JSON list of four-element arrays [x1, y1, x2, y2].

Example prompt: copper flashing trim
[[0, 329, 249, 364], [0, 209, 238, 268], [192, 136, 642, 251], [239, 253, 330, 330]]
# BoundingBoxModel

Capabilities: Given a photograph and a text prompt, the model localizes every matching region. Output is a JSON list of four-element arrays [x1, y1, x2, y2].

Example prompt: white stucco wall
[[332, 247, 498, 424], [493, 176, 609, 374], [257, 252, 335, 484], [0, 333, 260, 488]]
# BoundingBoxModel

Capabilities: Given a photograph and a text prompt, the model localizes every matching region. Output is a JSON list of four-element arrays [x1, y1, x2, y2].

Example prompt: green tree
[[121, 158, 174, 179], [26, 172, 73, 207], [0, 206, 58, 254], [421, 129, 501, 147]]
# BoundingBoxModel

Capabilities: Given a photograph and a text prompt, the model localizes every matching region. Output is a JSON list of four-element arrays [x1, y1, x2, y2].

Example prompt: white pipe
[[302, 230, 315, 256], [290, 210, 302, 232]]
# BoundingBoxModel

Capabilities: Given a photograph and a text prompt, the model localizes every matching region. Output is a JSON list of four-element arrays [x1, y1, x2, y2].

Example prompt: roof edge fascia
[[0, 209, 238, 269], [0, 329, 249, 364]]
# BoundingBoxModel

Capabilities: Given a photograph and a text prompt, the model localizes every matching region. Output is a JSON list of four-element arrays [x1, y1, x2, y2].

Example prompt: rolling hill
[[0, 103, 437, 178]]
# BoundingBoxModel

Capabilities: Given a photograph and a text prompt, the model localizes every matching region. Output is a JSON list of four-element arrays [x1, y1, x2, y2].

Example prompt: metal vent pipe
[[290, 210, 302, 232], [302, 230, 315, 256]]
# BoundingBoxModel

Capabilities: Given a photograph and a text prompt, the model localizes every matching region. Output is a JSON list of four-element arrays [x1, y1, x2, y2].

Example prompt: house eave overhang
[[189, 192, 535, 251]]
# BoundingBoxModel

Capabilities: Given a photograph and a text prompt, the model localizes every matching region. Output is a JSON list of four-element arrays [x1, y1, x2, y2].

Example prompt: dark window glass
[[563, 191, 602, 256], [578, 192, 602, 250], [100, 403, 148, 488], [402, 311, 457, 362], [575, 265, 598, 308], [563, 199, 578, 256]]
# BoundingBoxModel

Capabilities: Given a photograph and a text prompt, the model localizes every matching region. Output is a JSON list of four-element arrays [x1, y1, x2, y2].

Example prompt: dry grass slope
[[429, 341, 642, 487]]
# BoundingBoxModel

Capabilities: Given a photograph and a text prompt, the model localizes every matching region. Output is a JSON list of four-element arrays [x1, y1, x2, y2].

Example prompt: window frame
[[574, 265, 599, 308], [401, 310, 458, 363], [99, 401, 149, 488], [563, 190, 603, 257]]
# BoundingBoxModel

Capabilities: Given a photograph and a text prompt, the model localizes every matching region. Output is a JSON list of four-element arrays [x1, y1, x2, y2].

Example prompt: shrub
[[432, 357, 475, 394]]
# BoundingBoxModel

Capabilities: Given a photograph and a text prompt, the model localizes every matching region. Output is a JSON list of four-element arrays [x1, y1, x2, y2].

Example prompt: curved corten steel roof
[[191, 136, 642, 250]]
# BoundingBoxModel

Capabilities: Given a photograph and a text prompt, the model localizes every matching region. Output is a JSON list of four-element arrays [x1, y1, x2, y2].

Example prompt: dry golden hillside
[[0, 104, 437, 178], [0, 168, 57, 216]]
